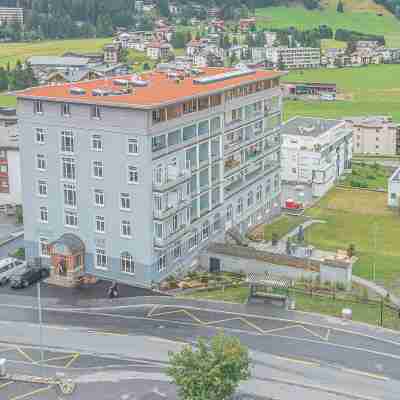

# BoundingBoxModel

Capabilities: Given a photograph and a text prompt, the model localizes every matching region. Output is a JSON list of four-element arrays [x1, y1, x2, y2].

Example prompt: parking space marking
[[64, 353, 80, 368], [0, 381, 13, 389], [16, 347, 35, 363], [300, 325, 328, 342], [263, 324, 303, 335], [9, 385, 53, 400], [42, 354, 77, 364], [151, 309, 205, 325], [325, 328, 331, 341], [147, 305, 158, 317]]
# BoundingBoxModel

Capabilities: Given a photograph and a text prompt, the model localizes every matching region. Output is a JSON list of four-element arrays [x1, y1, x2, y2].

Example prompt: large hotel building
[[17, 67, 283, 287]]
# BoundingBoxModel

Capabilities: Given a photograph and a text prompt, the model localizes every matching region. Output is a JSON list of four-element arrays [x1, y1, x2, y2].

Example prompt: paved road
[[0, 293, 400, 399]]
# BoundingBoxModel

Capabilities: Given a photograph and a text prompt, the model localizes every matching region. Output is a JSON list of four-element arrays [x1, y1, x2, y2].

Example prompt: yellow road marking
[[274, 355, 320, 367], [9, 385, 53, 400], [204, 317, 242, 326], [263, 324, 304, 334], [342, 368, 389, 381], [64, 353, 80, 368], [150, 309, 188, 317], [16, 347, 35, 363], [42, 354, 76, 364], [238, 318, 265, 334], [325, 328, 331, 341], [300, 325, 328, 342], [0, 381, 13, 389], [182, 310, 204, 325], [147, 304, 159, 317], [151, 309, 205, 325]]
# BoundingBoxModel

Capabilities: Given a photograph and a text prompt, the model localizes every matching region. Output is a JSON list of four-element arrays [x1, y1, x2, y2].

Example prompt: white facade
[[281, 117, 353, 198], [266, 46, 321, 69], [345, 116, 400, 156], [388, 168, 400, 207]]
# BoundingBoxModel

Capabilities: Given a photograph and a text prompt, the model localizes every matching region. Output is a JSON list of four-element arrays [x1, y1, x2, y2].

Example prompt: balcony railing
[[153, 198, 191, 219], [153, 165, 191, 192]]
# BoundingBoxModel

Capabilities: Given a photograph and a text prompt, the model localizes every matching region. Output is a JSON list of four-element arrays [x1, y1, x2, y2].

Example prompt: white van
[[0, 258, 27, 286]]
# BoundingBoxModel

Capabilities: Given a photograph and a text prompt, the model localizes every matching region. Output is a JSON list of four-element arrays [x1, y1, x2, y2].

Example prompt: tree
[[158, 0, 170, 18], [171, 31, 187, 49], [337, 0, 344, 13], [167, 333, 251, 400], [277, 54, 286, 71]]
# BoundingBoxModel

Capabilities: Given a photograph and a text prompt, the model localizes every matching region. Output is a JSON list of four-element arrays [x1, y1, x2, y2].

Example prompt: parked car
[[0, 257, 27, 286], [10, 267, 50, 289]]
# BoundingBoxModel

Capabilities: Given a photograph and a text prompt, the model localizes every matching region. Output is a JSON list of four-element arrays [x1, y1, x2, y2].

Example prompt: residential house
[[345, 116, 400, 156], [146, 41, 173, 60], [280, 117, 353, 200], [239, 18, 256, 32], [266, 46, 321, 69], [0, 125, 20, 206], [17, 67, 284, 288], [103, 44, 120, 65], [0, 7, 23, 26]]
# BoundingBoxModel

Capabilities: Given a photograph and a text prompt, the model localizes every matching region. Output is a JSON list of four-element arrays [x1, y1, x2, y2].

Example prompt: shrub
[[336, 282, 346, 291], [187, 271, 199, 280], [347, 243, 356, 257], [366, 174, 376, 180], [350, 179, 361, 188]]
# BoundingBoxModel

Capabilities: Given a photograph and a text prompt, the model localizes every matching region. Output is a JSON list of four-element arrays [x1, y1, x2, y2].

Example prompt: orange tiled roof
[[17, 67, 283, 109]]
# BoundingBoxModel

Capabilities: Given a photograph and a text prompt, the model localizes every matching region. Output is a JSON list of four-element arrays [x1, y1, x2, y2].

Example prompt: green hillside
[[256, 5, 400, 46], [282, 65, 400, 122]]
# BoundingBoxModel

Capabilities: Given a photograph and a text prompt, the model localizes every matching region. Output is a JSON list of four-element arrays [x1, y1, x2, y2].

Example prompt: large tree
[[167, 333, 251, 400]]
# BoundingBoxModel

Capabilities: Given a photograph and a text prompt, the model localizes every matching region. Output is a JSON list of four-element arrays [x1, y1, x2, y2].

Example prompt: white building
[[146, 41, 172, 60], [388, 167, 400, 207], [0, 125, 21, 206], [264, 32, 277, 47], [345, 116, 400, 156], [266, 46, 321, 69], [0, 7, 23, 26], [281, 117, 353, 199]]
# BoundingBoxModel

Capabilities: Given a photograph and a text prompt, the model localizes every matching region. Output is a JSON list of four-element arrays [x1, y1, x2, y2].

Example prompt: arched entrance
[[48, 234, 85, 287]]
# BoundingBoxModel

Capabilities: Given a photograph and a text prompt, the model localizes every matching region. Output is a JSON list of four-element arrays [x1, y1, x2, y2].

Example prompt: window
[[202, 221, 210, 241], [226, 204, 233, 220], [256, 185, 262, 202], [121, 220, 132, 238], [121, 252, 135, 274], [188, 232, 198, 250], [154, 222, 163, 239], [38, 180, 48, 197], [128, 138, 139, 154], [93, 161, 104, 179], [95, 216, 105, 233], [120, 193, 131, 210], [61, 131, 74, 153], [128, 165, 138, 184], [34, 100, 43, 114], [95, 248, 107, 268], [247, 191, 254, 207], [237, 198, 243, 215], [63, 183, 77, 207], [92, 135, 102, 151], [172, 245, 181, 259], [65, 211, 78, 227], [62, 157, 76, 180], [37, 154, 46, 171], [91, 105, 101, 119], [39, 206, 48, 223], [94, 189, 104, 207], [157, 254, 167, 272], [39, 237, 50, 257], [61, 103, 71, 117], [152, 135, 166, 152], [36, 128, 45, 144]]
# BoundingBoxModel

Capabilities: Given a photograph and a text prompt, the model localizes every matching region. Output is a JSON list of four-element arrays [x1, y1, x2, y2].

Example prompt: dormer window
[[34, 100, 43, 114], [61, 103, 71, 117]]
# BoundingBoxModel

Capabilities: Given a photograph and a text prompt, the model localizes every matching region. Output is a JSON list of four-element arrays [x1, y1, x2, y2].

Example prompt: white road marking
[[342, 368, 389, 381], [273, 355, 320, 367]]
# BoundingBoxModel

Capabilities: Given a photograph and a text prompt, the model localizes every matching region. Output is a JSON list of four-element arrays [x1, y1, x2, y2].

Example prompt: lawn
[[0, 37, 111, 68], [283, 65, 400, 123], [340, 163, 392, 190], [0, 93, 16, 107], [183, 286, 400, 330], [263, 215, 308, 241], [305, 189, 400, 292], [255, 4, 400, 47]]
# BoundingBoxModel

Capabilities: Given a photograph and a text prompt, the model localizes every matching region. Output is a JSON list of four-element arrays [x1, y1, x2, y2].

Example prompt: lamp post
[[37, 280, 45, 376]]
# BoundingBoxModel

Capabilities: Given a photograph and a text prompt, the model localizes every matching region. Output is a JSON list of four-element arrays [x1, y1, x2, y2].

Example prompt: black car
[[10, 267, 50, 289]]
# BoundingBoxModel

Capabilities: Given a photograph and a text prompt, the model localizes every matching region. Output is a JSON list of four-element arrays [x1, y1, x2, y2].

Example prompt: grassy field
[[0, 94, 16, 107], [283, 65, 400, 122], [263, 215, 308, 241], [255, 4, 400, 47], [340, 163, 392, 190], [0, 38, 112, 68], [305, 189, 400, 292]]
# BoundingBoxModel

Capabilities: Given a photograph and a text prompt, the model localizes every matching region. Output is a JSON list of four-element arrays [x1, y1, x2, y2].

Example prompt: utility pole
[[372, 222, 378, 282], [37, 281, 44, 376]]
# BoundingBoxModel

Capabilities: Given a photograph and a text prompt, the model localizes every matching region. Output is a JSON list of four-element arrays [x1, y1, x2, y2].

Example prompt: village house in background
[[0, 6, 23, 26], [0, 124, 20, 207], [282, 82, 337, 101], [345, 116, 400, 155], [280, 117, 353, 205], [17, 67, 283, 287], [265, 47, 321, 69]]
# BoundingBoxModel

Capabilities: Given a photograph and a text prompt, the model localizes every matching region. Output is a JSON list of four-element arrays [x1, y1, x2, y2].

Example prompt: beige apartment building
[[345, 116, 400, 156]]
